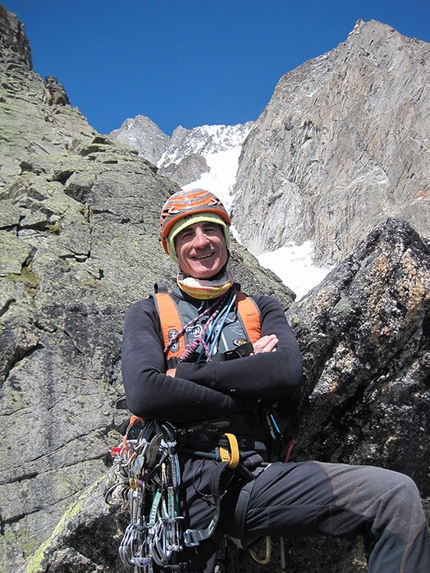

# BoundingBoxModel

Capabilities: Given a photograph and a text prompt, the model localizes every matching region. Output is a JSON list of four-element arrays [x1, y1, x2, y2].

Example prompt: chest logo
[[185, 324, 203, 339]]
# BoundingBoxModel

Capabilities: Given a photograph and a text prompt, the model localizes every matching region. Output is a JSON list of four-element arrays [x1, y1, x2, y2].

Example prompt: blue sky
[[4, 1, 430, 136]]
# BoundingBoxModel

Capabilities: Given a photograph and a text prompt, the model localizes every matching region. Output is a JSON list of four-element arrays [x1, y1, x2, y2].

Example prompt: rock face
[[0, 4, 31, 69], [0, 7, 293, 573], [161, 152, 210, 187], [287, 218, 430, 486], [1, 7, 429, 573], [280, 217, 430, 571], [232, 20, 430, 265]]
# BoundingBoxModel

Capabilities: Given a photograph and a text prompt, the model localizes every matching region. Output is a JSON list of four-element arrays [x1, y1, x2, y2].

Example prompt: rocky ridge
[[232, 19, 430, 265], [0, 7, 429, 573]]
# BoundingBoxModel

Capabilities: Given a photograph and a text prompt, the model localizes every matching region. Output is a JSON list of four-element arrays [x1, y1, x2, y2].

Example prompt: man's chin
[[192, 264, 221, 280]]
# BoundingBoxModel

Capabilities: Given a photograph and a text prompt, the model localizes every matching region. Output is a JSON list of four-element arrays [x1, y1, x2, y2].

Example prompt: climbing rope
[[164, 289, 236, 363]]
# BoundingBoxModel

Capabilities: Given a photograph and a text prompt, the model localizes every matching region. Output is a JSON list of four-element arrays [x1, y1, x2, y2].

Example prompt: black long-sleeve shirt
[[121, 288, 302, 441]]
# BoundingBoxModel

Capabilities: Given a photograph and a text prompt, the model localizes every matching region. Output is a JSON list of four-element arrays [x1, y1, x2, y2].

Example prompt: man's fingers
[[253, 334, 278, 353]]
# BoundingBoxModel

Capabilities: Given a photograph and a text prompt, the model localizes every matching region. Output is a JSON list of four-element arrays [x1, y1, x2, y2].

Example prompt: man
[[122, 188, 430, 573]]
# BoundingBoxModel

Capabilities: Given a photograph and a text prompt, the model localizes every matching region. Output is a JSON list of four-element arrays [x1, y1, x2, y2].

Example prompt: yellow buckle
[[219, 433, 240, 468]]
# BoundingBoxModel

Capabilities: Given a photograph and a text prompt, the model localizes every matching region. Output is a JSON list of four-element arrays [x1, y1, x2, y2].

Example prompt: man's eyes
[[179, 228, 197, 239], [179, 225, 219, 239], [202, 225, 219, 234]]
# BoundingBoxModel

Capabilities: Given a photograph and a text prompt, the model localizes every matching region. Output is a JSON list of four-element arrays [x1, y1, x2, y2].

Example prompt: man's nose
[[193, 227, 210, 248]]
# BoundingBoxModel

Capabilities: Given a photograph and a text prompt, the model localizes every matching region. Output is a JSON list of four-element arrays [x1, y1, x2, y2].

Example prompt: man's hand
[[165, 335, 277, 375], [252, 334, 278, 354]]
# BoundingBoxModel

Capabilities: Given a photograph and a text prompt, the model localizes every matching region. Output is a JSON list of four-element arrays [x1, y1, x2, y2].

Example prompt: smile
[[193, 252, 214, 260]]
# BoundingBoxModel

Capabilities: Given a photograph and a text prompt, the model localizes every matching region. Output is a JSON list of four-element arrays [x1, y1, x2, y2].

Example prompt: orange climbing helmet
[[160, 189, 231, 262]]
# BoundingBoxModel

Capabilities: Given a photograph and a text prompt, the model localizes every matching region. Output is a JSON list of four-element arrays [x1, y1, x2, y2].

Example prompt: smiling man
[[121, 188, 430, 573], [175, 221, 228, 278]]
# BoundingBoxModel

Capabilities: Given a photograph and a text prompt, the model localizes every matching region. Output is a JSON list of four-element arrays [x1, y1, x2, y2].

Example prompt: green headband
[[166, 212, 230, 263]]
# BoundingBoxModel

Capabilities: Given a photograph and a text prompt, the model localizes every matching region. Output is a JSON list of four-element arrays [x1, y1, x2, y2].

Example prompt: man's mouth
[[193, 252, 214, 261]]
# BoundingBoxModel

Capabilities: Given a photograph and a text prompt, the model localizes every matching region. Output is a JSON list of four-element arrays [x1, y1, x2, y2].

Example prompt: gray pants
[[178, 459, 430, 573]]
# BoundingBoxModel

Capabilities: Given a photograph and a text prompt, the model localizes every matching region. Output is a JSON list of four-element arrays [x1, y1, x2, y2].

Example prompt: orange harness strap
[[154, 292, 187, 363], [235, 291, 261, 345]]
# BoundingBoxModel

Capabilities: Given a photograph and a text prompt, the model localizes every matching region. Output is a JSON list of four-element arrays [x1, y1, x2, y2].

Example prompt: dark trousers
[[177, 458, 430, 573]]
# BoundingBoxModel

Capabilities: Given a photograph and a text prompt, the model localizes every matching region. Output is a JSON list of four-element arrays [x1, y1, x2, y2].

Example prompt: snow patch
[[182, 147, 242, 210], [257, 242, 331, 299]]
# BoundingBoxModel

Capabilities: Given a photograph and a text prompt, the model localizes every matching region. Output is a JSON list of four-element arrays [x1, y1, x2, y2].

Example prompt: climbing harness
[[106, 416, 268, 572], [107, 417, 286, 572]]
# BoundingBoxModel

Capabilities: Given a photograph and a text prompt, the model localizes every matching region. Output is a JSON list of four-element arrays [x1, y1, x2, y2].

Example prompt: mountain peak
[[232, 18, 430, 264], [111, 118, 253, 191], [0, 5, 32, 70], [110, 114, 170, 164], [346, 18, 426, 51]]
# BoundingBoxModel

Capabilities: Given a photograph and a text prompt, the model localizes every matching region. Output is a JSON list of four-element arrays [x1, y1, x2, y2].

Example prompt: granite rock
[[233, 20, 430, 265]]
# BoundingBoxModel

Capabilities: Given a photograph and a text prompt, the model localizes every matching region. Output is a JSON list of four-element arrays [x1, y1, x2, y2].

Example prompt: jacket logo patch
[[185, 324, 203, 338], [233, 338, 248, 346]]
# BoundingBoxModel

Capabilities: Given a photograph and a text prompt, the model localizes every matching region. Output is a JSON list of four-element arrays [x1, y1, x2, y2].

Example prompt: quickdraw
[[105, 417, 184, 572], [106, 412, 287, 572]]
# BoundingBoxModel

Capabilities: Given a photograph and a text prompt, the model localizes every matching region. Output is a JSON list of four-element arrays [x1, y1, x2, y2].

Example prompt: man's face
[[175, 221, 228, 279]]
